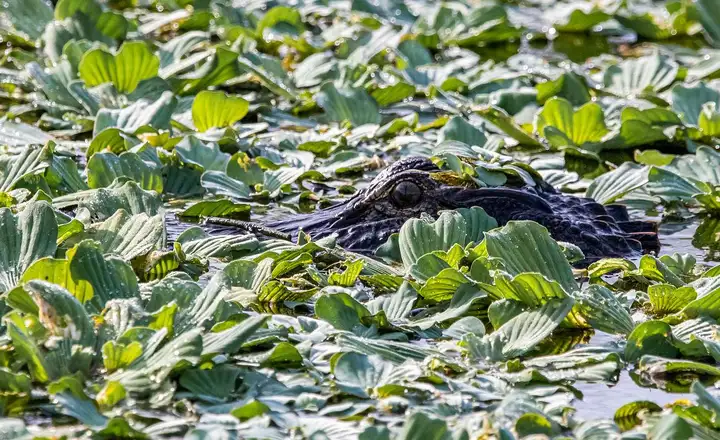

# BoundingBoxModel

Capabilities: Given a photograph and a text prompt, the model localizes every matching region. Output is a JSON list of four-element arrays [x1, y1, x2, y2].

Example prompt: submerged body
[[267, 157, 659, 262]]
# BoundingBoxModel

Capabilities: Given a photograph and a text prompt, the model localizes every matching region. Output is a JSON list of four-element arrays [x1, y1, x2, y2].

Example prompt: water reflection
[[573, 370, 693, 419], [631, 368, 720, 394], [693, 216, 720, 262], [552, 34, 613, 63], [659, 216, 720, 263]]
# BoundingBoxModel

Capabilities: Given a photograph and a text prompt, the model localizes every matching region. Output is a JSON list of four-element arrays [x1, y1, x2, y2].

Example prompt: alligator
[[220, 157, 660, 263]]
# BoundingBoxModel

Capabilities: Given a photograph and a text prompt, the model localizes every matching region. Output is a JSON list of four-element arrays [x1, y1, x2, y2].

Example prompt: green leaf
[[6, 321, 51, 383], [230, 400, 270, 422], [585, 163, 648, 205], [667, 146, 720, 186], [648, 284, 697, 315], [692, 380, 720, 422], [87, 151, 163, 192], [513, 347, 622, 383], [333, 352, 395, 397], [102, 341, 142, 373], [79, 42, 160, 94], [697, 0, 720, 47], [614, 401, 662, 431], [399, 208, 495, 268], [408, 253, 451, 283], [546, 4, 610, 33], [485, 221, 577, 293], [259, 342, 303, 369], [182, 260, 269, 331], [96, 381, 126, 409], [648, 414, 693, 440], [54, 0, 101, 20], [399, 212, 466, 268], [316, 83, 381, 126], [202, 315, 268, 356], [682, 285, 720, 319], [636, 149, 676, 167], [22, 240, 139, 313], [170, 48, 242, 96], [603, 54, 678, 97], [24, 280, 95, 348], [625, 321, 679, 363], [49, 375, 107, 427], [336, 333, 439, 364], [515, 413, 552, 437], [485, 272, 568, 306], [537, 72, 590, 106], [48, 156, 90, 195], [672, 82, 720, 126], [328, 260, 364, 287], [639, 355, 720, 379], [237, 52, 295, 100], [477, 106, 543, 148], [2, 0, 53, 39], [63, 210, 164, 261], [438, 116, 487, 147], [175, 137, 229, 172], [443, 316, 486, 339], [0, 201, 58, 293], [191, 91, 249, 132], [463, 298, 574, 362], [646, 166, 702, 202], [699, 102, 720, 136], [177, 228, 258, 259], [0, 144, 53, 192], [77, 181, 163, 221], [263, 167, 305, 198], [109, 328, 203, 393], [419, 268, 474, 302], [27, 61, 84, 111], [257, 6, 305, 38], [576, 285, 634, 335], [200, 171, 252, 200], [353, 0, 416, 25], [87, 128, 130, 158], [94, 92, 177, 135], [0, 368, 31, 393], [371, 82, 416, 107], [637, 255, 686, 287], [535, 98, 608, 149], [315, 292, 371, 332], [397, 412, 448, 440], [179, 200, 250, 219], [179, 365, 241, 401], [612, 107, 682, 148]]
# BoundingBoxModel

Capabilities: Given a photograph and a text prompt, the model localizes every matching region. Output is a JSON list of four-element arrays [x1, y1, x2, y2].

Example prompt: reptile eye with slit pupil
[[391, 181, 422, 207]]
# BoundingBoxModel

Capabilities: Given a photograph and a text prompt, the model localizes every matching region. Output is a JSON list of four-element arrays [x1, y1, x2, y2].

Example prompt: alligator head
[[266, 157, 659, 262]]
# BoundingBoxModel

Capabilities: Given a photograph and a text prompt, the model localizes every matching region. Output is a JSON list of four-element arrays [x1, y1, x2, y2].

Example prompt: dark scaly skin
[[266, 157, 660, 263]]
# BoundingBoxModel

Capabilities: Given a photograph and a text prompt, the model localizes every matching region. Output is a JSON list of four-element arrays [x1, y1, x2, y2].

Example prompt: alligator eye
[[391, 181, 422, 207]]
